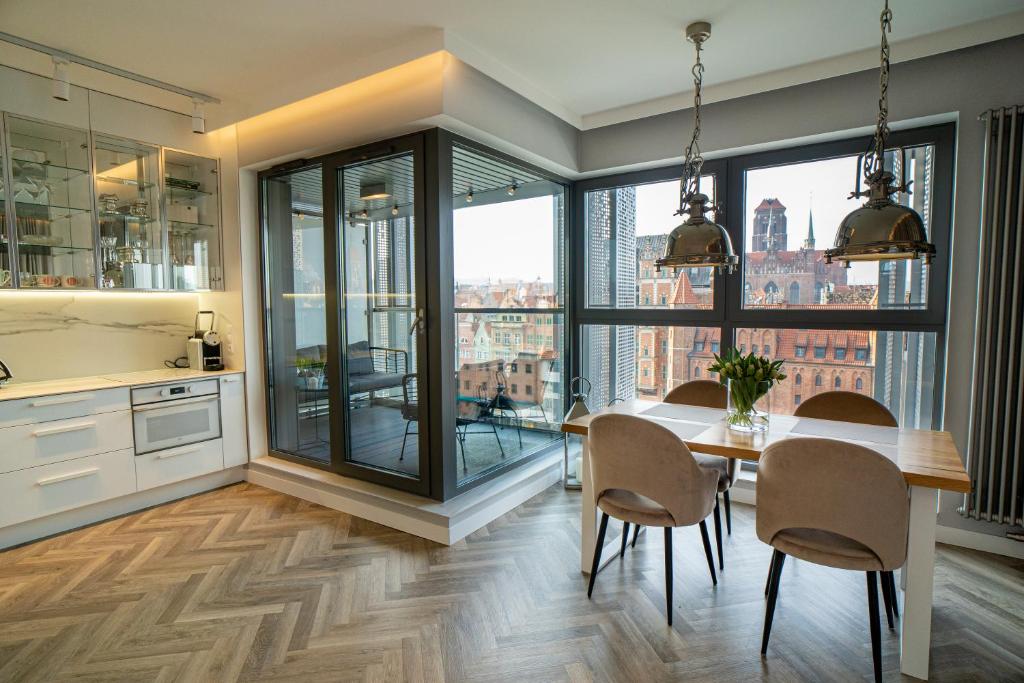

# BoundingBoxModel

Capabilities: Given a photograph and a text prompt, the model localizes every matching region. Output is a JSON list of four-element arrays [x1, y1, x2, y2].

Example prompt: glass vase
[[726, 378, 771, 433]]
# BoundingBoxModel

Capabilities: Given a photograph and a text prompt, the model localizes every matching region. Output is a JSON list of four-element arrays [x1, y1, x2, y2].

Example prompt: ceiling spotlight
[[359, 180, 390, 200], [191, 98, 206, 134], [507, 183, 517, 196], [51, 57, 70, 101], [391, 205, 399, 216], [466, 190, 474, 203]]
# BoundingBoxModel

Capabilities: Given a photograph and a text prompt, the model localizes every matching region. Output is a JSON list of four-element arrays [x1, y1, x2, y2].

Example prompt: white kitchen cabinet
[[0, 448, 136, 528], [134, 438, 223, 490], [0, 388, 130, 429], [0, 409, 133, 474], [219, 374, 248, 468]]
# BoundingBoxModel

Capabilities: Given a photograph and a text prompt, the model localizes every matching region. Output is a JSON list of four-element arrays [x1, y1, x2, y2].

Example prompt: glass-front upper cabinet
[[164, 149, 221, 290], [4, 114, 95, 289], [94, 134, 163, 289]]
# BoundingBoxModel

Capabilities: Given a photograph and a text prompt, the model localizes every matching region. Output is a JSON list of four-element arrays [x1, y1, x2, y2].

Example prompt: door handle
[[32, 421, 97, 438], [37, 467, 100, 486], [156, 444, 203, 459], [31, 393, 96, 407], [409, 308, 425, 336]]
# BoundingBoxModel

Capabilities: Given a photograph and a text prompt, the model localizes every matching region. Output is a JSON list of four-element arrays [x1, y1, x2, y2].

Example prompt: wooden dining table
[[562, 399, 970, 681]]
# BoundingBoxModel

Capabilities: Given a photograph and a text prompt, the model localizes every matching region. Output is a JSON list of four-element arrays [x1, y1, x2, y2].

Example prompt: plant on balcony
[[709, 348, 786, 433]]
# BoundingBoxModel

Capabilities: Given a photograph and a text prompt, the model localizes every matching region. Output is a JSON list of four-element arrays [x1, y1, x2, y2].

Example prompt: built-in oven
[[132, 379, 221, 455]]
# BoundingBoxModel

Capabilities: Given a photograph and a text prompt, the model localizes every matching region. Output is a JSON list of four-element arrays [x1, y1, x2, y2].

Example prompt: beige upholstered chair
[[788, 389, 902, 627], [663, 380, 736, 570], [587, 414, 720, 625], [757, 437, 909, 683], [793, 390, 898, 427]]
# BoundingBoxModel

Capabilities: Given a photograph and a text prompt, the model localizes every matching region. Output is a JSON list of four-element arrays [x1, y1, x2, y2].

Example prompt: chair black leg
[[880, 568, 895, 629], [664, 527, 673, 626], [698, 520, 718, 586], [712, 497, 724, 570], [631, 524, 641, 548], [764, 551, 776, 596], [587, 513, 609, 599], [723, 489, 732, 535], [457, 428, 468, 473], [761, 549, 786, 655], [886, 571, 900, 619], [620, 522, 631, 558], [400, 421, 412, 460], [866, 571, 882, 683], [491, 422, 506, 457]]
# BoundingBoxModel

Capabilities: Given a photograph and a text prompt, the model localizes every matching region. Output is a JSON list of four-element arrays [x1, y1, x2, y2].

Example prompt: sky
[[453, 195, 556, 283]]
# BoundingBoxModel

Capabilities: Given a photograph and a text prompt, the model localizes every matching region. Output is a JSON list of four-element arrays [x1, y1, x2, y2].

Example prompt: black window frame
[[571, 123, 954, 429]]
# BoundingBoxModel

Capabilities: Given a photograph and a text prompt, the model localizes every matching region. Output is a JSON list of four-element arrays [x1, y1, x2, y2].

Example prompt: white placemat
[[645, 418, 711, 440], [640, 403, 725, 424], [790, 419, 899, 445]]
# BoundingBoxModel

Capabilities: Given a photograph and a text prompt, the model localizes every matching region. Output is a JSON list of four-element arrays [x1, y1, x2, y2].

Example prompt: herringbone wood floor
[[0, 483, 1021, 682]]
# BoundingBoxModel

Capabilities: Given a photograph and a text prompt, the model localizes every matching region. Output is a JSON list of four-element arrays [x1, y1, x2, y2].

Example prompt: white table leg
[[580, 435, 596, 573], [900, 485, 939, 680]]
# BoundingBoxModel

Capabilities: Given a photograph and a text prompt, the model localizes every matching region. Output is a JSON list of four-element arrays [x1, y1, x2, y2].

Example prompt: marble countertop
[[0, 368, 244, 401]]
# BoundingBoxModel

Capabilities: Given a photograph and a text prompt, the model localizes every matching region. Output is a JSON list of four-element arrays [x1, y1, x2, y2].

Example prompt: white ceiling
[[2, 0, 1023, 129]]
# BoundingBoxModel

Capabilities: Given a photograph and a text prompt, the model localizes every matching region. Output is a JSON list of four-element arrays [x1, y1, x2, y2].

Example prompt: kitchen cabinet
[[220, 374, 248, 467], [2, 114, 97, 289], [165, 149, 222, 290], [0, 370, 246, 544], [0, 111, 223, 292], [94, 133, 165, 289]]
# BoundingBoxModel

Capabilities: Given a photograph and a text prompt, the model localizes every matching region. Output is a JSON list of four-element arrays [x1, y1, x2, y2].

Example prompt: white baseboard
[[935, 524, 1024, 559], [246, 453, 562, 545], [0, 467, 245, 551]]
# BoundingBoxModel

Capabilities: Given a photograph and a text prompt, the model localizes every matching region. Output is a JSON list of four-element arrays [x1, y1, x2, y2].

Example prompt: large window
[[575, 125, 952, 430], [452, 143, 566, 485]]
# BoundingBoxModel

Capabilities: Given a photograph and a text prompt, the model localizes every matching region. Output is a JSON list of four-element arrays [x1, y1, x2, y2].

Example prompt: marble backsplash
[[0, 293, 199, 382]]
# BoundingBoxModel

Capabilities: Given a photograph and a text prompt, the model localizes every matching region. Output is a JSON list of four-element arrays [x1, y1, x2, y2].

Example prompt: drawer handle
[[221, 376, 240, 383], [31, 393, 97, 408], [32, 421, 97, 438], [156, 445, 203, 460], [37, 467, 100, 486]]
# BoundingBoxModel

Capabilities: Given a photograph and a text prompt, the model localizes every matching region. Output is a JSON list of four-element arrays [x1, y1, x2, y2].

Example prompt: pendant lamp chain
[[679, 35, 705, 213], [864, 0, 892, 182]]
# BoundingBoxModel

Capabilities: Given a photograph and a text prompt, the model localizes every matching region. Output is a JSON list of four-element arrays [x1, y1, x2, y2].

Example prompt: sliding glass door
[[262, 165, 333, 464], [335, 146, 429, 490]]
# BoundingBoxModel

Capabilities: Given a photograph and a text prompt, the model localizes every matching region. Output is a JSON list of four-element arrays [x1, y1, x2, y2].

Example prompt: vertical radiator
[[966, 105, 1024, 526]]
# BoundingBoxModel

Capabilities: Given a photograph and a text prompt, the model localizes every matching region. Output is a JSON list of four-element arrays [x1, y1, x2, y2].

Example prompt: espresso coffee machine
[[187, 311, 224, 371]]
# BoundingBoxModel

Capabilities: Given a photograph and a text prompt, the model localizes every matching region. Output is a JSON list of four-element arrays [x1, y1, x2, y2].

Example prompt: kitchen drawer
[[0, 448, 136, 529], [135, 438, 223, 491], [0, 410, 133, 475], [0, 388, 131, 430]]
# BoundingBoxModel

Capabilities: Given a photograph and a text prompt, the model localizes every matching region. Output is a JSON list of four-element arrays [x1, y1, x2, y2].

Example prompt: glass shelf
[[97, 174, 156, 189], [99, 211, 160, 224], [13, 202, 92, 222], [166, 184, 214, 200], [169, 219, 216, 231], [11, 160, 89, 181]]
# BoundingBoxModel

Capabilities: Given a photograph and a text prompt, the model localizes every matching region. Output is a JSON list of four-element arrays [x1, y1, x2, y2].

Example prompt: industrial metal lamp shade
[[826, 172, 935, 265], [657, 193, 738, 272]]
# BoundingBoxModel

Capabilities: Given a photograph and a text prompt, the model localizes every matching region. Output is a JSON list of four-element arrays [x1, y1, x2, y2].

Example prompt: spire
[[803, 193, 816, 250]]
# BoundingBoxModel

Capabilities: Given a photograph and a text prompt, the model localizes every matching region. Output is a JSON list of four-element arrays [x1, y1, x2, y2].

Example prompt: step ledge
[[246, 453, 562, 545]]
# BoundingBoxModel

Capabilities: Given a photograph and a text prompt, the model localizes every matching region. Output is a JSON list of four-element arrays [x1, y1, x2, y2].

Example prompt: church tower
[[752, 198, 787, 252]]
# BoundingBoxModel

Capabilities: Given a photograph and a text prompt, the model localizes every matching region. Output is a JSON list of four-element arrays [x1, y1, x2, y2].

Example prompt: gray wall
[[580, 35, 1024, 535]]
